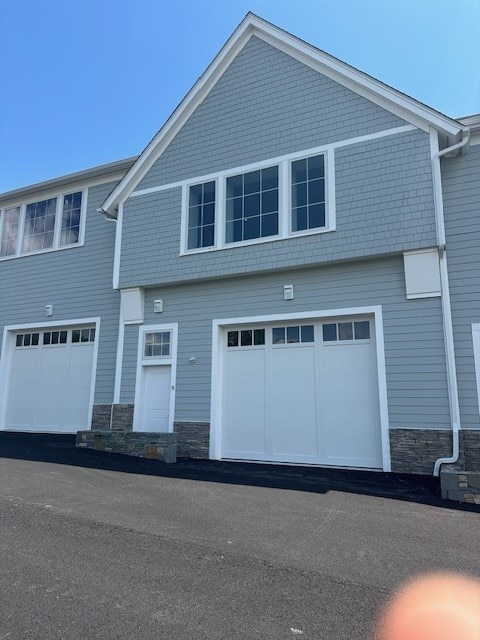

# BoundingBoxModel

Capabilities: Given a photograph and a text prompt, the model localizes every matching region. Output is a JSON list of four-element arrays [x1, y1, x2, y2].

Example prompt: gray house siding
[[442, 144, 480, 430], [119, 256, 449, 429], [137, 36, 407, 190], [120, 129, 436, 288], [0, 180, 120, 405]]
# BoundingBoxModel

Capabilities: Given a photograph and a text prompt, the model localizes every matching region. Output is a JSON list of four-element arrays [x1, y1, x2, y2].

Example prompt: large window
[[0, 190, 84, 259], [182, 147, 333, 253], [226, 166, 278, 243]]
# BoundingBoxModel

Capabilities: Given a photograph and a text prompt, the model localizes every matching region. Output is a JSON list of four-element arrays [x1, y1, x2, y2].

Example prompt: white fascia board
[[100, 13, 463, 218]]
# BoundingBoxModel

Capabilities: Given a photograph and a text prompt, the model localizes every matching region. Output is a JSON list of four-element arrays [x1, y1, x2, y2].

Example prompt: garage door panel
[[270, 373, 316, 404], [5, 326, 95, 433], [270, 404, 317, 457], [323, 343, 372, 374], [271, 347, 315, 373], [222, 403, 266, 455], [321, 373, 375, 405]]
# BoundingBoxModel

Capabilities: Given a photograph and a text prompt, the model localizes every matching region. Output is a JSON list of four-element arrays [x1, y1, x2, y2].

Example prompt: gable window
[[188, 181, 215, 250], [226, 167, 278, 243], [291, 154, 325, 232], [0, 190, 84, 260], [181, 146, 334, 254]]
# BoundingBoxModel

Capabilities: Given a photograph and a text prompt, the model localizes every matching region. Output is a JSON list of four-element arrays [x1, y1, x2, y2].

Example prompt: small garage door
[[5, 326, 96, 433], [222, 317, 383, 469]]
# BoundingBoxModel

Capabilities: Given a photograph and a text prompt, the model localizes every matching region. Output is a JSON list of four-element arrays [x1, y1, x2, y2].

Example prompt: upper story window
[[226, 167, 278, 243], [0, 190, 84, 260], [181, 147, 334, 254]]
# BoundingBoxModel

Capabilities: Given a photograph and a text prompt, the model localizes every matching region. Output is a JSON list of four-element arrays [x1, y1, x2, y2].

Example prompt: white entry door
[[221, 317, 382, 469], [140, 366, 171, 431]]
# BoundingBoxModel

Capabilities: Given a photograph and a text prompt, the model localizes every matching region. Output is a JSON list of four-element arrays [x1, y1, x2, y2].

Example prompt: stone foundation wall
[[174, 422, 210, 459], [390, 428, 480, 475], [76, 430, 176, 462], [91, 404, 134, 431], [441, 471, 480, 504]]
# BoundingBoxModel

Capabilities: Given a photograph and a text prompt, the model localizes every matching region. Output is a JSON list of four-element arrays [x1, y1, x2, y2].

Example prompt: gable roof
[[100, 12, 466, 218]]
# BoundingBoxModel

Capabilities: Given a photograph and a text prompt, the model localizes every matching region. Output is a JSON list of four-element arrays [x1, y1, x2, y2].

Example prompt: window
[[71, 328, 96, 344], [182, 147, 333, 253], [144, 331, 171, 357], [188, 181, 215, 250], [272, 325, 314, 344], [322, 321, 370, 342], [227, 328, 265, 347], [226, 167, 278, 243], [291, 154, 325, 232], [0, 190, 84, 259], [15, 333, 40, 347]]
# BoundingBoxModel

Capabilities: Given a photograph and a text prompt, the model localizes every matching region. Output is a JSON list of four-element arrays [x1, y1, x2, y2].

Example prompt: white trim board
[[0, 317, 101, 433], [209, 305, 391, 472], [100, 13, 463, 217]]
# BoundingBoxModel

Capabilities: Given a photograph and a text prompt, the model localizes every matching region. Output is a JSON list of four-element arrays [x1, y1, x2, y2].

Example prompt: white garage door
[[222, 318, 383, 469], [5, 326, 96, 433]]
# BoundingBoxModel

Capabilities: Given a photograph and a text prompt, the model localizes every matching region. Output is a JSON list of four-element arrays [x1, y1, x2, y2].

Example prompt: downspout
[[431, 128, 470, 476]]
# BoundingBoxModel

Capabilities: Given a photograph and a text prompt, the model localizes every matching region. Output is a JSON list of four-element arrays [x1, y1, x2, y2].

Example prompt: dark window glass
[[72, 330, 80, 343], [292, 154, 326, 232], [81, 329, 90, 342], [272, 327, 285, 344], [286, 326, 300, 343], [24, 334, 31, 346], [188, 182, 215, 249], [226, 167, 278, 243], [301, 325, 314, 343], [323, 324, 337, 342], [16, 335, 23, 347], [51, 331, 59, 344], [43, 332, 51, 345], [90, 328, 96, 342], [240, 330, 252, 346], [60, 191, 82, 247], [338, 322, 353, 340], [60, 331, 68, 344], [354, 321, 370, 340], [31, 333, 39, 346], [253, 329, 265, 345], [227, 331, 238, 347]]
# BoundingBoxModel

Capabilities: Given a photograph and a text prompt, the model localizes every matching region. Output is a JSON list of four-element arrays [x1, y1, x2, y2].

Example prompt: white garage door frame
[[210, 305, 391, 471], [0, 317, 101, 432]]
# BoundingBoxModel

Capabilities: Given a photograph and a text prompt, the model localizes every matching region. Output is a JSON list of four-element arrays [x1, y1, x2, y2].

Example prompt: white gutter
[[431, 128, 470, 476]]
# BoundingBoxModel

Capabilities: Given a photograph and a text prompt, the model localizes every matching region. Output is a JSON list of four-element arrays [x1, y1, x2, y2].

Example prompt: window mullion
[[216, 176, 225, 249], [281, 160, 289, 238], [16, 204, 26, 256], [53, 194, 63, 248]]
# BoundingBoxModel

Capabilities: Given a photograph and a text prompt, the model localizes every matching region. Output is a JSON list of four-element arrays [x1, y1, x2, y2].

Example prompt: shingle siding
[[442, 144, 480, 429], [120, 129, 436, 288], [0, 181, 120, 404], [137, 36, 406, 190], [119, 256, 449, 429]]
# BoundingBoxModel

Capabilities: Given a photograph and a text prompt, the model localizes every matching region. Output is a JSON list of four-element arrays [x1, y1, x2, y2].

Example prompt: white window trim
[[179, 148, 335, 255], [132, 323, 178, 433], [0, 317, 101, 432], [210, 305, 390, 471], [472, 324, 480, 417], [0, 187, 88, 261]]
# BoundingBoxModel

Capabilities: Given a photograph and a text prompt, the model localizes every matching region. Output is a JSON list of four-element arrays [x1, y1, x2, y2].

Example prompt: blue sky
[[1, 0, 479, 192]]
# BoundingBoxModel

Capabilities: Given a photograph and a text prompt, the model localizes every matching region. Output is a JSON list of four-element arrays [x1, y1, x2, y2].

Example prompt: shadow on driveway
[[0, 432, 477, 512]]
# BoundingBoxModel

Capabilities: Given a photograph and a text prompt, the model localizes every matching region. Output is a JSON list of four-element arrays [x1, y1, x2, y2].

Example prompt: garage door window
[[227, 328, 265, 347], [15, 333, 39, 347], [272, 325, 314, 344], [323, 321, 370, 342], [43, 331, 68, 345]]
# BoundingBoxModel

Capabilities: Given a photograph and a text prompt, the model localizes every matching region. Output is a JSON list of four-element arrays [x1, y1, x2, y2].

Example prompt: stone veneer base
[[440, 471, 480, 504], [389, 428, 480, 475], [76, 430, 176, 462]]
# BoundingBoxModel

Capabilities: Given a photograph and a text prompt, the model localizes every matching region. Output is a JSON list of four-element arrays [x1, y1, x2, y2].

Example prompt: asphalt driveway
[[0, 433, 479, 640]]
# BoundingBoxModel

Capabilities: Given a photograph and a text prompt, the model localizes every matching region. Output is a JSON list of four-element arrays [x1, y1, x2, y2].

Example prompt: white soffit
[[99, 13, 464, 218]]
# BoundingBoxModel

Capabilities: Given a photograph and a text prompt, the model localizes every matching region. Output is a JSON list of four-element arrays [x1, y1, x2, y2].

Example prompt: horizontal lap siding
[[442, 145, 480, 429], [120, 130, 436, 288], [120, 257, 449, 428], [0, 181, 120, 404]]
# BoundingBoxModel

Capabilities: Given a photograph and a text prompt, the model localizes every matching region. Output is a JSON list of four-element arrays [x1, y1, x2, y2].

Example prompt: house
[[0, 14, 479, 493]]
